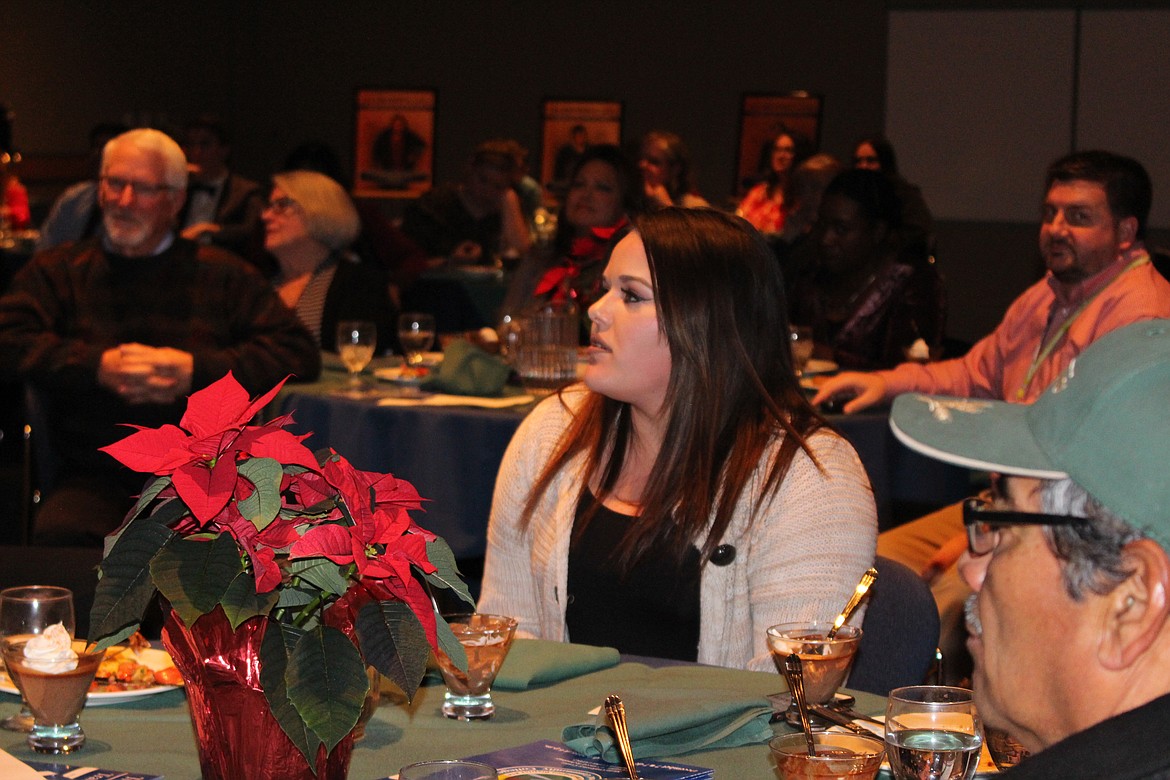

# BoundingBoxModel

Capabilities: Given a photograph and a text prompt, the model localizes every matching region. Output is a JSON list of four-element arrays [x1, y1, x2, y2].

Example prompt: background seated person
[[0, 128, 319, 547], [736, 126, 810, 235], [37, 122, 129, 251], [852, 133, 935, 255], [637, 130, 709, 209], [400, 139, 531, 266], [479, 208, 877, 670], [178, 115, 265, 261], [502, 144, 645, 343], [789, 169, 946, 370], [264, 170, 399, 354]]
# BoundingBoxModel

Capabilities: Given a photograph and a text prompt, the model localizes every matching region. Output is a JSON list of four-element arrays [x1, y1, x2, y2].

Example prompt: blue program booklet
[[24, 761, 163, 780], [455, 739, 715, 779]]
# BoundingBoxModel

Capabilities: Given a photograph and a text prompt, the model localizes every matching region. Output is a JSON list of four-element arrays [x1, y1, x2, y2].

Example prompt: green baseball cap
[[889, 319, 1170, 549]]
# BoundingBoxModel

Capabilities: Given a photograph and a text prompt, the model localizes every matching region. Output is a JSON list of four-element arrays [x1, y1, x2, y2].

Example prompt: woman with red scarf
[[503, 144, 644, 342]]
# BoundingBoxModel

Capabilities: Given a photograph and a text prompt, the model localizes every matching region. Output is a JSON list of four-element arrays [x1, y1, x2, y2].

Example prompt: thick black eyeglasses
[[962, 495, 1086, 556]]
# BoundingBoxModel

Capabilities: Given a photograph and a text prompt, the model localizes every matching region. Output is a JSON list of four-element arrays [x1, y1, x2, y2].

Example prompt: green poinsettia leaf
[[102, 476, 173, 557], [354, 601, 431, 700], [422, 537, 475, 608], [220, 571, 280, 630], [288, 558, 351, 597], [236, 457, 285, 532], [150, 534, 243, 627], [276, 583, 317, 609], [434, 610, 469, 673], [260, 621, 321, 768], [286, 625, 367, 754], [89, 510, 178, 648]]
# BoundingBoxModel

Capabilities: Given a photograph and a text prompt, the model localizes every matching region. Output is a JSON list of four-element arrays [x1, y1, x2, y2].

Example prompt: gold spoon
[[604, 694, 640, 780], [826, 566, 878, 639]]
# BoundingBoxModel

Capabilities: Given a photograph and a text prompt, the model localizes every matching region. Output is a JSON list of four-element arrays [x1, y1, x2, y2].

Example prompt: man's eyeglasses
[[962, 494, 1086, 556], [264, 197, 300, 216], [101, 177, 176, 198]]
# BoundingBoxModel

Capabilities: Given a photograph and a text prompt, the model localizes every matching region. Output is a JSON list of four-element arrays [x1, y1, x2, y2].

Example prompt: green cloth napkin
[[420, 340, 510, 396], [494, 639, 620, 691], [561, 665, 775, 761]]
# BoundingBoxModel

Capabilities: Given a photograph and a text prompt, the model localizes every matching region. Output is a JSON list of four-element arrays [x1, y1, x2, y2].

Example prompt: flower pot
[[162, 607, 355, 780]]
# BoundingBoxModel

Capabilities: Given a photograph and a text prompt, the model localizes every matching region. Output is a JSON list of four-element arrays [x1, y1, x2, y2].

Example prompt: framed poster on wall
[[735, 92, 823, 194], [353, 88, 436, 198], [539, 99, 623, 202]]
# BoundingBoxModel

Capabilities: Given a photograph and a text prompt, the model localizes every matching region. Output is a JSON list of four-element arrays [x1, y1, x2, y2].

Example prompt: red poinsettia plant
[[87, 372, 472, 766]]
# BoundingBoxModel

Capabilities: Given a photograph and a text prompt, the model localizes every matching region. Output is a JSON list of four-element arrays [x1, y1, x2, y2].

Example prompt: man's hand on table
[[99, 343, 194, 405], [811, 372, 887, 414]]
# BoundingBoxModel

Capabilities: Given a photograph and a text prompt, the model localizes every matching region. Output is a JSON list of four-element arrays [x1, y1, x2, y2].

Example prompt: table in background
[[0, 659, 886, 779], [277, 370, 970, 560]]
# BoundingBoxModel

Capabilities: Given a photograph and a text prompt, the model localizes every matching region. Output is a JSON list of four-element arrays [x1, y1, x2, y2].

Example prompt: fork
[[604, 694, 640, 780]]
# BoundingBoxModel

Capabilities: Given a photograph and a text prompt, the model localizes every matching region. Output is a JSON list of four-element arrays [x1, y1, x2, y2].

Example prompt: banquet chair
[[846, 555, 941, 696]]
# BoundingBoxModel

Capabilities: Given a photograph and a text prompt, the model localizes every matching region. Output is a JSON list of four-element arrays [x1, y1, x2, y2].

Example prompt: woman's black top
[[564, 492, 701, 661]]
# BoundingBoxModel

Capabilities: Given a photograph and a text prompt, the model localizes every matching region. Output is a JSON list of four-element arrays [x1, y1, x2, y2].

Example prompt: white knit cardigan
[[478, 388, 878, 671]]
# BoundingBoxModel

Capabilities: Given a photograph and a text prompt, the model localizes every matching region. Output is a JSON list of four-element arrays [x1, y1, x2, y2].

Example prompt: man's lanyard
[[1015, 254, 1149, 400]]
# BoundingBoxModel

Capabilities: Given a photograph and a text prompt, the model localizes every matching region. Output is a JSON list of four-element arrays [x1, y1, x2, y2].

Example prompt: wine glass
[[885, 685, 984, 780], [336, 320, 377, 396], [789, 325, 814, 377], [0, 586, 75, 732], [397, 312, 436, 368]]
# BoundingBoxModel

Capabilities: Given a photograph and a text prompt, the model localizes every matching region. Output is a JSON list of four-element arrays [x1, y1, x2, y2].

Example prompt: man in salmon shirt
[[814, 150, 1170, 679]]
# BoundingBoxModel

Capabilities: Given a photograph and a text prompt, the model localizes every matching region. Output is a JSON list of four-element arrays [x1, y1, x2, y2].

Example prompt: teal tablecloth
[[0, 659, 886, 779]]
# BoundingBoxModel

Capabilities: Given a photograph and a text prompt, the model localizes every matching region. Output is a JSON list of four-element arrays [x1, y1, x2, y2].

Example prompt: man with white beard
[[0, 128, 319, 546], [888, 320, 1170, 778]]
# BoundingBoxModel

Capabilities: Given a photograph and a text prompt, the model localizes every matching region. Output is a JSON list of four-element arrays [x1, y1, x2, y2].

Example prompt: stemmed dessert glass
[[885, 685, 984, 780], [336, 320, 377, 397], [0, 586, 75, 732], [433, 613, 517, 720]]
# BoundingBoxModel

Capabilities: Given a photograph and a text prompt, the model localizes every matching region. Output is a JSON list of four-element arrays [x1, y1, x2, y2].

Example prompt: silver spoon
[[782, 653, 817, 757]]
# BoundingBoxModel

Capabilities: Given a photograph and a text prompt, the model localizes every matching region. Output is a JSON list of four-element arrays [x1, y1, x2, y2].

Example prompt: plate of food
[[0, 640, 183, 706], [374, 364, 434, 386], [803, 358, 839, 375]]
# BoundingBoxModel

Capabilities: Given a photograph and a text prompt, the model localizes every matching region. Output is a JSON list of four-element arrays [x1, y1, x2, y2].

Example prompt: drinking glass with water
[[885, 685, 983, 780]]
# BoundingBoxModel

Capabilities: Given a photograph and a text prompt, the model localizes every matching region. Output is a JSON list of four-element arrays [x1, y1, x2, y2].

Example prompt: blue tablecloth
[[277, 372, 970, 558]]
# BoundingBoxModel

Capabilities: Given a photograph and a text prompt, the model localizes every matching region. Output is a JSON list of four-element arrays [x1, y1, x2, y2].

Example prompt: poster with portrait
[[353, 88, 436, 198], [735, 92, 823, 195], [540, 99, 623, 203]]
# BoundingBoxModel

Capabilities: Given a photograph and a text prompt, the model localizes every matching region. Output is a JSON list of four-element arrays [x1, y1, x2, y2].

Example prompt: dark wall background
[[0, 1, 887, 196], [3, 0, 1168, 344]]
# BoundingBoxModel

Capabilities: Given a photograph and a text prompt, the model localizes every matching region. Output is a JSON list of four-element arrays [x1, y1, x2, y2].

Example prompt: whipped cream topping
[[23, 623, 78, 673]]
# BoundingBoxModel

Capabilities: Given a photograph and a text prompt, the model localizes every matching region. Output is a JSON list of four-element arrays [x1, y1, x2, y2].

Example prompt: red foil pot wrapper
[[162, 606, 355, 780]]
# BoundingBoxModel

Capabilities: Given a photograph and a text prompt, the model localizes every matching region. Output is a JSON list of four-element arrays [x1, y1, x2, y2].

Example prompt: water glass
[[398, 312, 436, 367], [885, 685, 983, 780], [789, 325, 814, 376], [766, 621, 862, 705], [433, 613, 517, 720], [513, 301, 578, 395], [0, 585, 75, 733], [398, 760, 498, 780], [770, 732, 885, 780], [336, 320, 377, 395]]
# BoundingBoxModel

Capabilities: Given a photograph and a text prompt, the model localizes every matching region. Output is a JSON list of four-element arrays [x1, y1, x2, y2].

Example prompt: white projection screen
[[887, 9, 1170, 228]]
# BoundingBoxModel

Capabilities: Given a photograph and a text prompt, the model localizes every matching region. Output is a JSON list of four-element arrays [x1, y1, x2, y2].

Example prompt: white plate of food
[[803, 358, 839, 375], [374, 365, 435, 386], [0, 644, 183, 706]]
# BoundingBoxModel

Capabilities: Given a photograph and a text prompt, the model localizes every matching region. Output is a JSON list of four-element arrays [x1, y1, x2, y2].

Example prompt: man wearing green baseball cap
[[889, 320, 1170, 777]]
